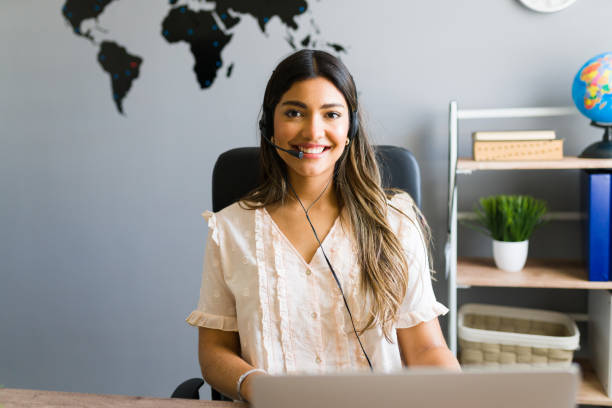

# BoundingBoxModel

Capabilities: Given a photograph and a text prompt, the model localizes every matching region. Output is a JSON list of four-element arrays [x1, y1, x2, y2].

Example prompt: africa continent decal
[[61, 0, 346, 115]]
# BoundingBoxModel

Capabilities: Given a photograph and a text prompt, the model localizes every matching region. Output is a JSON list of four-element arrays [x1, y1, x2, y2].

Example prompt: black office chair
[[172, 145, 421, 400]]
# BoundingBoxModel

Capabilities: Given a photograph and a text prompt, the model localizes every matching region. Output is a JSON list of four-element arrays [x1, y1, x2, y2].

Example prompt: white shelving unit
[[445, 100, 612, 406]]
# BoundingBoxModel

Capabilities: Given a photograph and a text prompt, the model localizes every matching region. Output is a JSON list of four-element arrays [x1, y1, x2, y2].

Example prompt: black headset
[[258, 100, 374, 370]]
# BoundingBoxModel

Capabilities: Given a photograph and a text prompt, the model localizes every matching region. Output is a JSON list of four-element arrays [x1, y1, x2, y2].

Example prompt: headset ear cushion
[[350, 112, 359, 140], [259, 113, 270, 138], [261, 109, 277, 138]]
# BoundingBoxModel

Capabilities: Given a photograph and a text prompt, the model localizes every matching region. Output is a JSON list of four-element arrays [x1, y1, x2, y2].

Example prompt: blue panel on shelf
[[583, 172, 612, 281]]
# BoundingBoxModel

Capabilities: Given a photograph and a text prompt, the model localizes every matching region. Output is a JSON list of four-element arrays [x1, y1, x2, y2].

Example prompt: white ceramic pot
[[492, 239, 529, 272]]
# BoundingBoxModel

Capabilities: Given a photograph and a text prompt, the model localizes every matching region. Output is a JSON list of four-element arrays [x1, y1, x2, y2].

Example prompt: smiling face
[[272, 76, 350, 183]]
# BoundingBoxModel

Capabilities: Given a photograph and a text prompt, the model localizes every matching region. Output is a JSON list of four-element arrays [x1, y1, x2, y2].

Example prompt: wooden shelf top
[[457, 258, 612, 289], [457, 156, 612, 171]]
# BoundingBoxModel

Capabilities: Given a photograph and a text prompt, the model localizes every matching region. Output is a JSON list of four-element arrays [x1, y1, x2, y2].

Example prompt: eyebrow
[[280, 100, 346, 109]]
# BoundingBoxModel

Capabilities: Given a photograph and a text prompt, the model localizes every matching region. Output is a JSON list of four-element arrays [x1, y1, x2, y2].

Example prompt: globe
[[572, 52, 612, 123], [571, 52, 612, 158]]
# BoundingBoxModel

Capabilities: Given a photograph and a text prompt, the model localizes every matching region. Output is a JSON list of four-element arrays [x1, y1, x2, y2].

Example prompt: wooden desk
[[0, 388, 247, 408]]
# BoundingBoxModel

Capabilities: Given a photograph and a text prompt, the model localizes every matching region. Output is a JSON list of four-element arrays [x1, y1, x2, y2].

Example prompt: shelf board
[[457, 258, 612, 289], [578, 359, 612, 406], [457, 156, 612, 171]]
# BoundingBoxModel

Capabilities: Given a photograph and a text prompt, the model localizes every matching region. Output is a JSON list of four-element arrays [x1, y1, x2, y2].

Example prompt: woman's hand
[[238, 370, 268, 402], [396, 318, 461, 370]]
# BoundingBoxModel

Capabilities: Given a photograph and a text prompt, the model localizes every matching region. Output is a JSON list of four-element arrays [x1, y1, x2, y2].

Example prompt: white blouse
[[186, 193, 448, 374]]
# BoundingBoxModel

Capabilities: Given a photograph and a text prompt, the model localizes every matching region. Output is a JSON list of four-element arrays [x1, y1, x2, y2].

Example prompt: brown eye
[[326, 111, 341, 119], [284, 109, 302, 118]]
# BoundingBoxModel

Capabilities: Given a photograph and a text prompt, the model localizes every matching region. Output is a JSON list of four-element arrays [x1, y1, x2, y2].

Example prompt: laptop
[[251, 364, 580, 408]]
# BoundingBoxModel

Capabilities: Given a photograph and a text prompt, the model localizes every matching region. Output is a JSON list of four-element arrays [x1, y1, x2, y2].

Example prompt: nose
[[302, 113, 325, 139]]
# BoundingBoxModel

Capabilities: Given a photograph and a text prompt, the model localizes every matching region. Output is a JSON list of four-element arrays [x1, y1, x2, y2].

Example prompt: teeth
[[299, 146, 325, 154]]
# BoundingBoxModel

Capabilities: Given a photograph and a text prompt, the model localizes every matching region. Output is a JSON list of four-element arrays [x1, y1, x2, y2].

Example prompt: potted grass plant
[[466, 195, 547, 272]]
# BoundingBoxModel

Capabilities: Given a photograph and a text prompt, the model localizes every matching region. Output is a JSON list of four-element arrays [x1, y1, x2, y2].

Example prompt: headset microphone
[[259, 118, 304, 159], [263, 134, 304, 159]]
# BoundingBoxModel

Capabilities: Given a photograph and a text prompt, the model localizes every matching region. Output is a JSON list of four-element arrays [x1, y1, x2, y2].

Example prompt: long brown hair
[[242, 49, 429, 341]]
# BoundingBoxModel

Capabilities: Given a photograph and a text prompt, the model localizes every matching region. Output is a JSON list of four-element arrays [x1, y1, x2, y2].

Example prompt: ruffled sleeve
[[389, 194, 449, 328], [185, 210, 238, 331]]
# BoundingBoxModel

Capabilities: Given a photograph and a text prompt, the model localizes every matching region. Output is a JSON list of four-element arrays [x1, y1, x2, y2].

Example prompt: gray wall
[[1, 0, 608, 398]]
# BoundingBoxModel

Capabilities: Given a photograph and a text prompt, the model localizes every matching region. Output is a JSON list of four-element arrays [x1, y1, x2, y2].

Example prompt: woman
[[186, 49, 459, 402]]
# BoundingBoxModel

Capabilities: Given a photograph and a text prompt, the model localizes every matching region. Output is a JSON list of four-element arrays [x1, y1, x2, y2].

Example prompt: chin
[[287, 164, 335, 179]]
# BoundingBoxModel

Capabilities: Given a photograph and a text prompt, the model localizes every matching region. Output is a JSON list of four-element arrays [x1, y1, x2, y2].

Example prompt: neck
[[285, 172, 337, 212]]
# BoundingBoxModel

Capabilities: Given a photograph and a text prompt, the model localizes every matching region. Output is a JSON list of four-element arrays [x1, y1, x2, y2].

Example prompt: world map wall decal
[[61, 0, 347, 115]]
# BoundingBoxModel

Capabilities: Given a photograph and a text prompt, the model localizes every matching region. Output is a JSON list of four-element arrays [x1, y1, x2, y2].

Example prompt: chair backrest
[[212, 145, 421, 211]]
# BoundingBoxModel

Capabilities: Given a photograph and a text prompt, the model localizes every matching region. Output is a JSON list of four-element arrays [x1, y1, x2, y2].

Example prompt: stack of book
[[472, 130, 563, 161], [583, 171, 612, 281]]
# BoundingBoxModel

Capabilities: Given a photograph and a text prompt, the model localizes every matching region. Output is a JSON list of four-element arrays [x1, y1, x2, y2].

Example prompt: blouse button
[[311, 312, 318, 319], [315, 356, 322, 364], [305, 269, 312, 276]]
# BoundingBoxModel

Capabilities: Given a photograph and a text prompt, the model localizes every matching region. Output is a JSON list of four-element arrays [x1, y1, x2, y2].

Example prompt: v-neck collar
[[261, 207, 342, 268]]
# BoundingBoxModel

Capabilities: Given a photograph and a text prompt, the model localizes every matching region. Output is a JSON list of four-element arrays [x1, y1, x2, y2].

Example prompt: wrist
[[236, 368, 266, 402]]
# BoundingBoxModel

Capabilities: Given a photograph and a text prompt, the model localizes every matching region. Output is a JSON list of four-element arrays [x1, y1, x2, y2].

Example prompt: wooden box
[[473, 140, 564, 161]]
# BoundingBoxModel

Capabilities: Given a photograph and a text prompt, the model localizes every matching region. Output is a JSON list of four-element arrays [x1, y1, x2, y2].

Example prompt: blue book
[[583, 172, 612, 281]]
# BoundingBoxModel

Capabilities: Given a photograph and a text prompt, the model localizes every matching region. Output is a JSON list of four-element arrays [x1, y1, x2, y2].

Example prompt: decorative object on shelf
[[517, 0, 577, 13], [582, 172, 612, 281], [472, 130, 563, 161], [458, 303, 579, 366], [473, 140, 563, 161], [492, 240, 529, 273], [472, 130, 556, 141], [464, 195, 547, 272], [572, 52, 612, 158]]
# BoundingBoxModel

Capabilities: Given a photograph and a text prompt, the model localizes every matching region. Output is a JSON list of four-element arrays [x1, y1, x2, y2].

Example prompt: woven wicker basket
[[458, 304, 579, 367]]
